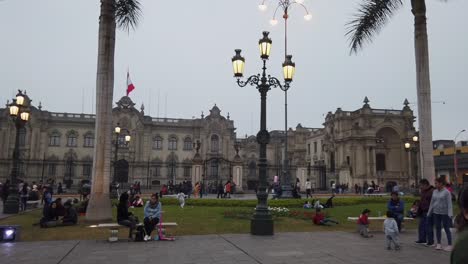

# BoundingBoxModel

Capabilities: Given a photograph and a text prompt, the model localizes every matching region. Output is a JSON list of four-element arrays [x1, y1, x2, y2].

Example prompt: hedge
[[159, 196, 418, 208]]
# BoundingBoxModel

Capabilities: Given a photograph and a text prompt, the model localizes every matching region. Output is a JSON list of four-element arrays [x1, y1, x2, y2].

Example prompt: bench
[[363, 193, 387, 197], [26, 200, 40, 209], [347, 216, 415, 221], [89, 222, 178, 242]]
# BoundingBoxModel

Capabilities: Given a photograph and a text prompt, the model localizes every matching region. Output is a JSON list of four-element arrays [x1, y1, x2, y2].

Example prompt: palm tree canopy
[[346, 0, 403, 54], [115, 0, 142, 32]]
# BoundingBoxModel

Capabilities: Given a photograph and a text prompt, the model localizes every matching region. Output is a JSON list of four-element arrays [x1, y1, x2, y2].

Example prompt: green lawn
[[0, 201, 418, 241]]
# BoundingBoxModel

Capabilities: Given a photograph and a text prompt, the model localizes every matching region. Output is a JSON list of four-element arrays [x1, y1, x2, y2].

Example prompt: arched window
[[183, 137, 193, 151], [66, 130, 78, 147], [153, 136, 163, 150], [168, 137, 177, 150], [49, 130, 61, 146], [83, 132, 94, 147], [211, 135, 219, 152]]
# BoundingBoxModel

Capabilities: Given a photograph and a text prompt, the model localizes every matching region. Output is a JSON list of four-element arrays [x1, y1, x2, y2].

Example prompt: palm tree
[[86, 0, 141, 221], [346, 0, 439, 184]]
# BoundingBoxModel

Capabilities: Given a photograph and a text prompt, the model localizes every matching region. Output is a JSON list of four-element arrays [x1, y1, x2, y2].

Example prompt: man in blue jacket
[[143, 193, 162, 241], [387, 191, 405, 231]]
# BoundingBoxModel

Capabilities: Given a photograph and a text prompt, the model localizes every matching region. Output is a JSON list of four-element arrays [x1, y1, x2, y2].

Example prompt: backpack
[[134, 225, 145, 242]]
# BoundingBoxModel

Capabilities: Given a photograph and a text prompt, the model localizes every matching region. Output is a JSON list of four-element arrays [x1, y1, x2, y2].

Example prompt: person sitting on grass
[[313, 208, 339, 226], [143, 193, 162, 241], [117, 192, 138, 239], [357, 208, 373, 238], [39, 201, 59, 228], [62, 199, 78, 226], [131, 195, 144, 207], [303, 201, 312, 209]]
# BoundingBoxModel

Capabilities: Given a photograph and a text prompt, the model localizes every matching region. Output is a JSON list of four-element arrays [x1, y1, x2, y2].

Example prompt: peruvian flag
[[126, 71, 135, 96]]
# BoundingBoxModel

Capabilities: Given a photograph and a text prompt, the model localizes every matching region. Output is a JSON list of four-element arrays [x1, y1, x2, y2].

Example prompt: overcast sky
[[1, 0, 467, 141]]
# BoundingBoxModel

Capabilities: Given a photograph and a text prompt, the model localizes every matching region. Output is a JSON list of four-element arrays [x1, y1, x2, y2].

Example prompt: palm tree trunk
[[411, 0, 435, 184], [86, 0, 116, 221]]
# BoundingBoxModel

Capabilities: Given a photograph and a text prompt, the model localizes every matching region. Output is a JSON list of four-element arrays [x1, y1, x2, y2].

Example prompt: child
[[383, 211, 400, 250], [408, 199, 420, 218], [177, 192, 186, 208], [357, 208, 373, 238], [313, 208, 339, 226]]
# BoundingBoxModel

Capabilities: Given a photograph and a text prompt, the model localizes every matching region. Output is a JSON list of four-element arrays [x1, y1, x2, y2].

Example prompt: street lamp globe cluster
[[4, 90, 31, 214], [404, 134, 419, 185], [111, 123, 131, 198], [231, 31, 295, 235]]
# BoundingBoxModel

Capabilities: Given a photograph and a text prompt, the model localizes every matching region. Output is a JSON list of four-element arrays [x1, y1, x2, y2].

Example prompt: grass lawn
[[0, 201, 417, 241]]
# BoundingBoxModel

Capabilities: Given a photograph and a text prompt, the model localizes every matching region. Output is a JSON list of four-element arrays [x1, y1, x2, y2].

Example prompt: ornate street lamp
[[258, 0, 310, 198], [111, 123, 131, 198], [231, 31, 295, 235], [404, 133, 419, 186], [4, 90, 31, 214]]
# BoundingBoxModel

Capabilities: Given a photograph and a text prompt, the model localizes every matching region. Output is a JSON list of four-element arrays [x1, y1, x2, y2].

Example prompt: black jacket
[[117, 202, 131, 222]]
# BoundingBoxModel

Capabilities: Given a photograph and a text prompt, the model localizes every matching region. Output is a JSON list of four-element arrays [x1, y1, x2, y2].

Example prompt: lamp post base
[[3, 188, 20, 214], [251, 215, 274, 236]]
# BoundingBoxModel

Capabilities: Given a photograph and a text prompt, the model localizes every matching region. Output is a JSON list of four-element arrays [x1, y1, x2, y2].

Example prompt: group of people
[[117, 192, 162, 241], [217, 180, 234, 198], [1, 180, 44, 212], [39, 196, 78, 228]]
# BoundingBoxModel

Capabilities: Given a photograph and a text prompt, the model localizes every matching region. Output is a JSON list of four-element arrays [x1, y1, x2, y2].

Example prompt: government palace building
[[0, 95, 418, 192]]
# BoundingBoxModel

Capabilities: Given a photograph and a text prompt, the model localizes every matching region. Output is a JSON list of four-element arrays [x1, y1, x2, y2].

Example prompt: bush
[[159, 196, 418, 208]]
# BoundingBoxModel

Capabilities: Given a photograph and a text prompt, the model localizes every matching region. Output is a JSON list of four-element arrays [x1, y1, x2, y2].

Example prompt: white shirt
[[305, 181, 311, 189]]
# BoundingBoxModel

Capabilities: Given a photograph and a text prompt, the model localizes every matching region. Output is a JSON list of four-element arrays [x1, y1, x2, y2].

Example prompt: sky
[[1, 0, 467, 141]]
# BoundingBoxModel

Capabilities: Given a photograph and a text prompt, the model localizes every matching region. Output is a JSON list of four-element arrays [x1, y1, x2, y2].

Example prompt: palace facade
[[0, 96, 418, 191]]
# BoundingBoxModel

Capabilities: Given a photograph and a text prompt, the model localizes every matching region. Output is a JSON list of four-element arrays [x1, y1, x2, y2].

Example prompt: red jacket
[[313, 212, 325, 225], [357, 214, 369, 225]]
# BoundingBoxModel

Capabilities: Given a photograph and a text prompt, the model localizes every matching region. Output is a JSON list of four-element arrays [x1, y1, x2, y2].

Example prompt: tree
[[86, 0, 141, 221], [346, 0, 440, 184]]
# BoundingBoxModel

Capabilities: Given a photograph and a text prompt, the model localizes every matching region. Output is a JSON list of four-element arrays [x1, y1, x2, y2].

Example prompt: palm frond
[[346, 0, 403, 54], [115, 0, 142, 32]]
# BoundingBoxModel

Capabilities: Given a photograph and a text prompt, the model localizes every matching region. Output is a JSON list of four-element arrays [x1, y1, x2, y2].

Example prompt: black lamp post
[[111, 123, 130, 198], [232, 31, 295, 235], [404, 134, 419, 186], [4, 90, 31, 214]]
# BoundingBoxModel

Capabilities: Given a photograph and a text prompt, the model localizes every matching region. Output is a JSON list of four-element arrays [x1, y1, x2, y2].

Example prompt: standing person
[[428, 177, 453, 251], [305, 179, 312, 199], [57, 182, 63, 194], [451, 187, 468, 263], [42, 186, 52, 216], [216, 182, 224, 199], [199, 181, 204, 199], [383, 211, 400, 250], [357, 209, 373, 238], [117, 192, 137, 239], [416, 179, 434, 245], [387, 191, 405, 231], [1, 180, 10, 203], [19, 183, 29, 212], [331, 182, 336, 194], [143, 193, 162, 241], [224, 181, 232, 198], [193, 182, 200, 199]]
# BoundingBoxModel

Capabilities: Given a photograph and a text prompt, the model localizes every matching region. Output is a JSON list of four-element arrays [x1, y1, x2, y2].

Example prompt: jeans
[[144, 217, 159, 237], [418, 213, 429, 242], [118, 218, 137, 238], [386, 232, 400, 249], [433, 214, 452, 245], [320, 218, 338, 226], [393, 213, 403, 231]]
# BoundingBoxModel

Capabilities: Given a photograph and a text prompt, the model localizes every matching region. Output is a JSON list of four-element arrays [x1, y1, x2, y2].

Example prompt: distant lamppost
[[404, 134, 419, 185], [111, 123, 130, 198], [231, 31, 295, 235], [453, 129, 466, 187], [4, 90, 31, 214], [258, 0, 311, 198]]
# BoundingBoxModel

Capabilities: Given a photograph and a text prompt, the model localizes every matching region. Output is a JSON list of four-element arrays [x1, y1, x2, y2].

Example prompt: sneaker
[[435, 244, 442, 250], [443, 246, 453, 252], [415, 240, 426, 244], [143, 235, 150, 241], [425, 243, 434, 247]]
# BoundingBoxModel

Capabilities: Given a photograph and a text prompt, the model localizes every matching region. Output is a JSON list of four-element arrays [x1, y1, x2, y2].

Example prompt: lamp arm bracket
[[268, 76, 289, 91], [237, 74, 260, 87]]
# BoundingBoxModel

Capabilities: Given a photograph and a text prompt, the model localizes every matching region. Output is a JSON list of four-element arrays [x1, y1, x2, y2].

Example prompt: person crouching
[[143, 193, 162, 241]]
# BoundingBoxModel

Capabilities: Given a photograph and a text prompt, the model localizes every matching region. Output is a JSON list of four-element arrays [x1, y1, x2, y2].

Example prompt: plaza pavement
[[1, 231, 451, 264]]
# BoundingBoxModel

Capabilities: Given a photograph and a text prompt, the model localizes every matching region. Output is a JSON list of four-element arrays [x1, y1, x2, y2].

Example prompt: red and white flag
[[126, 72, 135, 96]]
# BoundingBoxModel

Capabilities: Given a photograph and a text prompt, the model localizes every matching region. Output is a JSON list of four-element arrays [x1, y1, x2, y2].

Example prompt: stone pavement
[[0, 231, 451, 264]]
